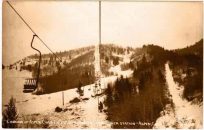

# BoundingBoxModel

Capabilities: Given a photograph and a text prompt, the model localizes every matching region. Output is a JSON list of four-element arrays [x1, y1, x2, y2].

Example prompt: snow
[[3, 49, 132, 115], [5, 49, 202, 129], [3, 69, 78, 114], [3, 44, 114, 128], [3, 69, 113, 128], [3, 69, 32, 106], [154, 63, 203, 129], [109, 52, 133, 78]]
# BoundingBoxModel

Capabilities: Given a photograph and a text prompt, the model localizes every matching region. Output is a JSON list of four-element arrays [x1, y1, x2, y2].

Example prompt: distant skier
[[98, 101, 103, 112]]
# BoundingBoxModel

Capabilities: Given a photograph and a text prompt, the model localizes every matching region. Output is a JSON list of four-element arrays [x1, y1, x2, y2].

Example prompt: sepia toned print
[[2, 0, 203, 129]]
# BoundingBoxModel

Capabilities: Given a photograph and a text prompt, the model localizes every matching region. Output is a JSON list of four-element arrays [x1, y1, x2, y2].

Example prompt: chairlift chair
[[23, 35, 41, 93]]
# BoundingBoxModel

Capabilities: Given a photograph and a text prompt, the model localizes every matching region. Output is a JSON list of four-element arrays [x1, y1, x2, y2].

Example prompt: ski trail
[[94, 44, 101, 78], [154, 63, 202, 128], [109, 52, 133, 78]]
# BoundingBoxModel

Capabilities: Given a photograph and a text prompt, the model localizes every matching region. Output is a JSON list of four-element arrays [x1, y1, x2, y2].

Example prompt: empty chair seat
[[23, 78, 37, 92]]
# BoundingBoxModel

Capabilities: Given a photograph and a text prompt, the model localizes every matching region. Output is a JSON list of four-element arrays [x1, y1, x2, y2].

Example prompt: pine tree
[[105, 84, 113, 107], [2, 97, 18, 128]]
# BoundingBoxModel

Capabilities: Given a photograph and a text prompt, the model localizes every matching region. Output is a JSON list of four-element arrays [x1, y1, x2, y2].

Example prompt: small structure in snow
[[69, 97, 81, 103], [55, 106, 62, 112]]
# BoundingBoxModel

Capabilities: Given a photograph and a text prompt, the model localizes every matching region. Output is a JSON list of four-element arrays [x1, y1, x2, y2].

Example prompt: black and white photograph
[[2, 0, 203, 129]]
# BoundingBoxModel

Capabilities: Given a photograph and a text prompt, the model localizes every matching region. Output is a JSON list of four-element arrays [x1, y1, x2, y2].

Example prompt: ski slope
[[154, 63, 203, 128]]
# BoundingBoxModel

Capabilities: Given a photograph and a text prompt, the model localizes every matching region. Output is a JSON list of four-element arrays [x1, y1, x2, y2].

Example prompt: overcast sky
[[3, 1, 203, 65]]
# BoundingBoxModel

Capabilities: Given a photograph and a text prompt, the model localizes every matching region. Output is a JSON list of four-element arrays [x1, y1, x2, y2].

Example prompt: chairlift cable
[[6, 1, 61, 61]]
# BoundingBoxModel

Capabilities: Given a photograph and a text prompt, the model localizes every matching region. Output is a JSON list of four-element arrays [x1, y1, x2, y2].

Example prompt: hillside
[[169, 39, 203, 102], [133, 40, 203, 102], [8, 44, 134, 94], [6, 39, 203, 99], [5, 46, 94, 94], [39, 50, 95, 94], [176, 39, 203, 57], [102, 39, 203, 128], [3, 40, 203, 128], [99, 44, 134, 76]]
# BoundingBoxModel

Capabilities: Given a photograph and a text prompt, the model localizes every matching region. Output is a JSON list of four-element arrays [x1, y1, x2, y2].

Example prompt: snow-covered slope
[[109, 52, 133, 77], [154, 63, 203, 129]]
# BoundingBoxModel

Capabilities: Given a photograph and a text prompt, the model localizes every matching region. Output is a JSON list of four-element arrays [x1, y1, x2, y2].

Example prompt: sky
[[3, 1, 203, 65]]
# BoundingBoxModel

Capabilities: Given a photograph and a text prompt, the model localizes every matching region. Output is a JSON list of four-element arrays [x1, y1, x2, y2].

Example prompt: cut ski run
[[154, 63, 203, 129]]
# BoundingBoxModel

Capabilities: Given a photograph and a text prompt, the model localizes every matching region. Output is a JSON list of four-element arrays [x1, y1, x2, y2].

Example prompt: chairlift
[[23, 34, 41, 93]]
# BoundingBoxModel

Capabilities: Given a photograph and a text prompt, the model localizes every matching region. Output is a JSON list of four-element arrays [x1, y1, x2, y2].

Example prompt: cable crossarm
[[30, 35, 41, 88], [31, 35, 41, 56], [6, 1, 61, 61]]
